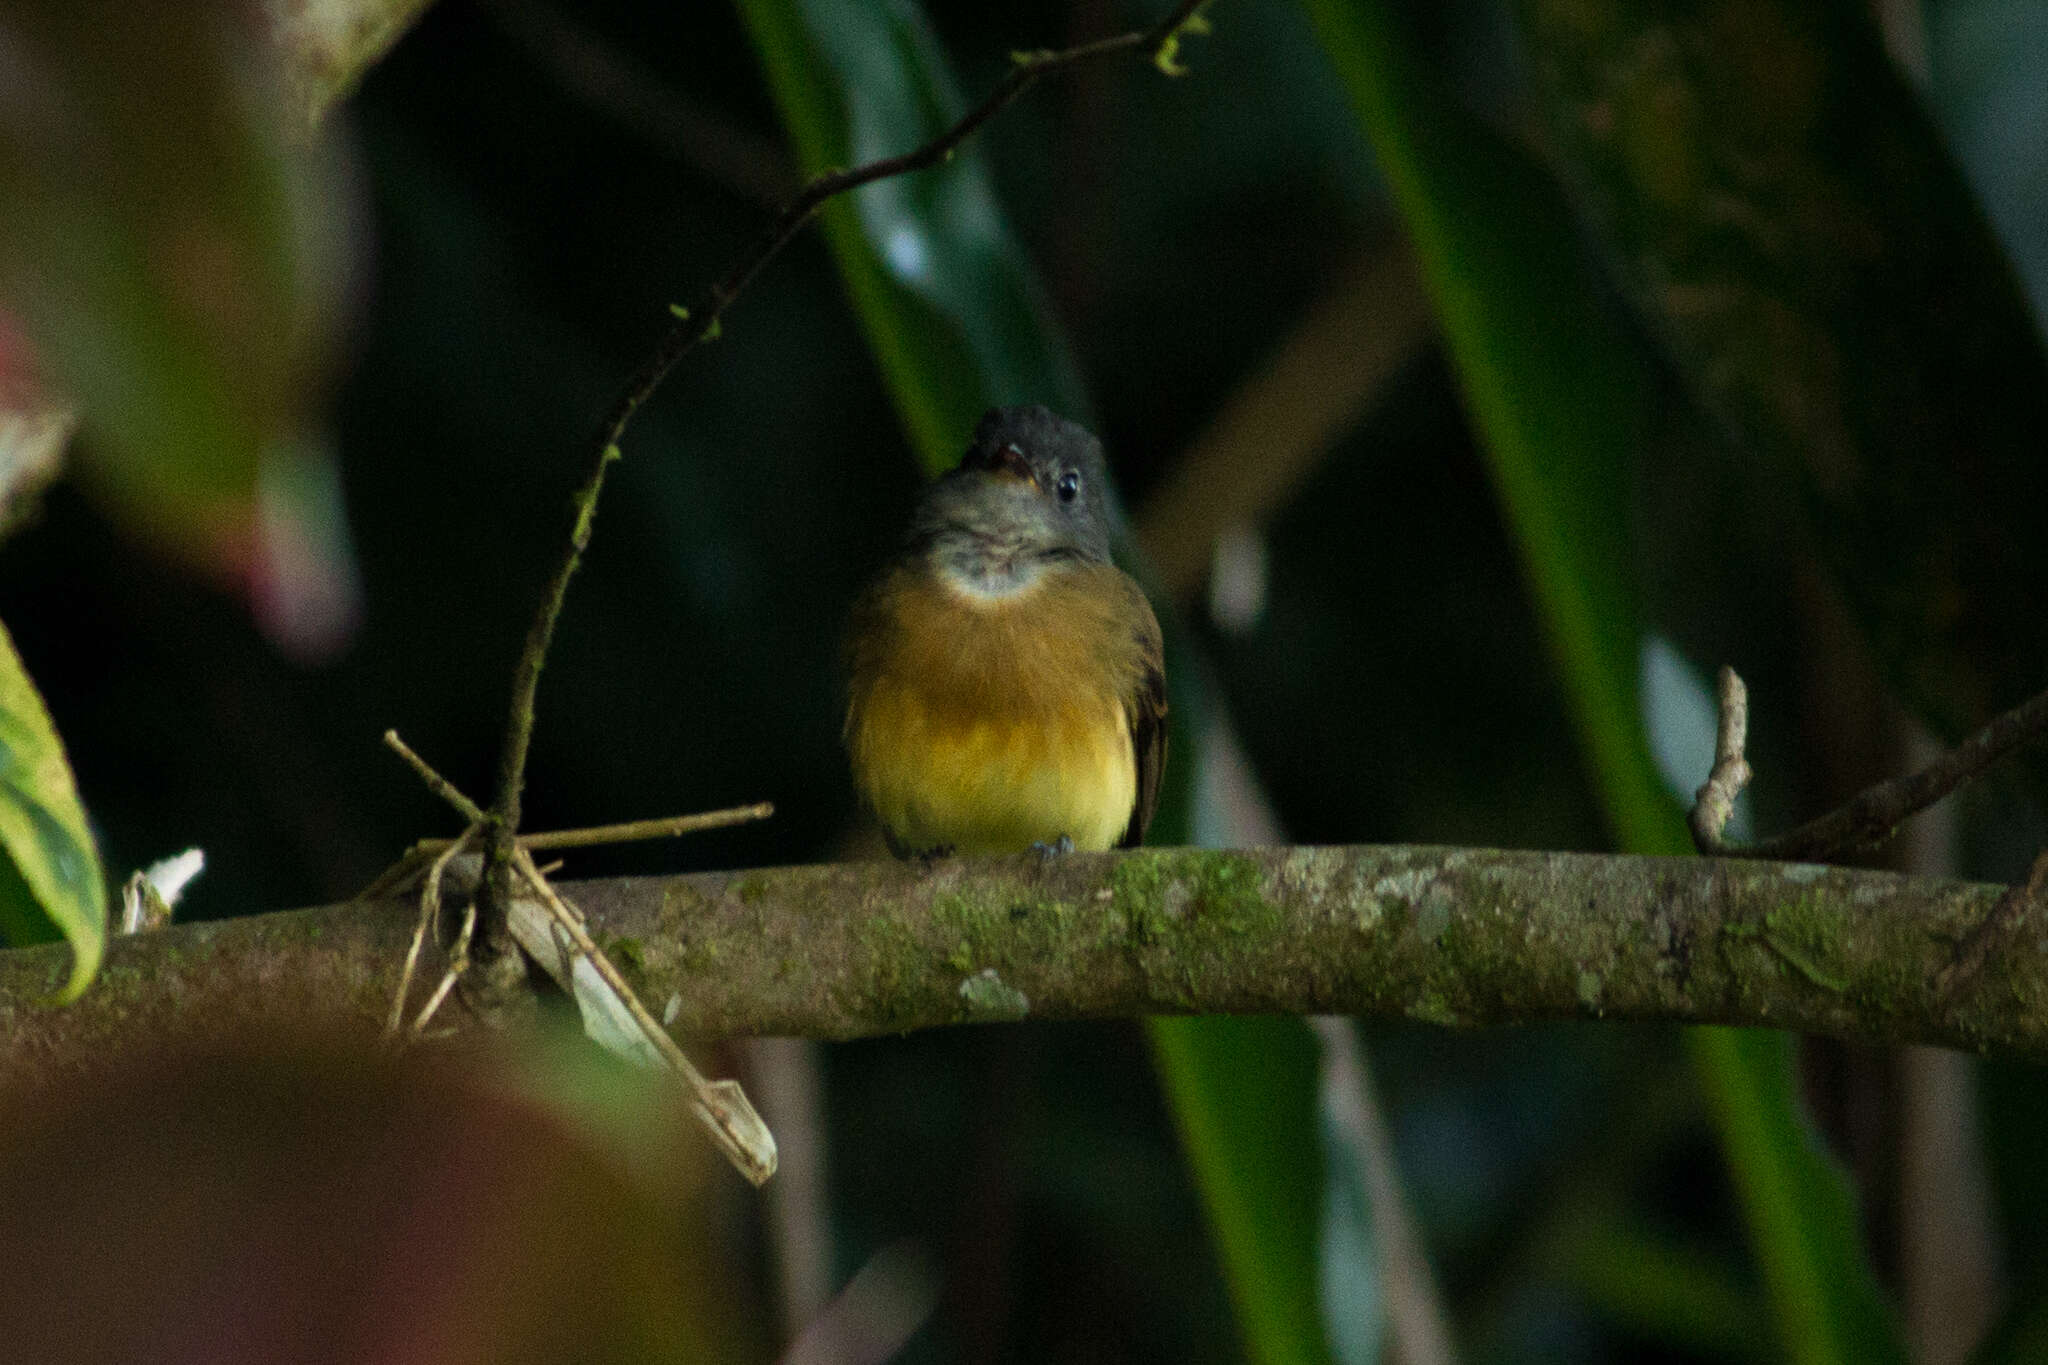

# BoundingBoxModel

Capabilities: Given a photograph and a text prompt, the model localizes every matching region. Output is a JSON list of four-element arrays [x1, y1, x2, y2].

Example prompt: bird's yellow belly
[[845, 568, 1140, 855], [850, 682, 1136, 854]]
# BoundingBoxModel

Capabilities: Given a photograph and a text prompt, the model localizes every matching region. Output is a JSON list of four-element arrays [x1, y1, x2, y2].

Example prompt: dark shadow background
[[4, 1, 2046, 1361]]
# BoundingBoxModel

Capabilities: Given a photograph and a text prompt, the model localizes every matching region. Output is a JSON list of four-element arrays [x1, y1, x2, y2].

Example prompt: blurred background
[[2, 0, 2046, 1361]]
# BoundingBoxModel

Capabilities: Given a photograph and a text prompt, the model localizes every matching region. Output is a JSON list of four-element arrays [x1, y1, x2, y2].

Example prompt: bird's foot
[[1030, 834, 1075, 863], [884, 828, 955, 865]]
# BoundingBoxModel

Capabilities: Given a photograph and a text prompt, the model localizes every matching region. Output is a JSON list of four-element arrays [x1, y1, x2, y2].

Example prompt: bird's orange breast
[[844, 562, 1146, 855]]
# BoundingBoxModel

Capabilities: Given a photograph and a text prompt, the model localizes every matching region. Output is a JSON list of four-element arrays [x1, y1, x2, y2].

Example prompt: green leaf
[[1558, 1206, 1773, 1363], [1299, 0, 1673, 857], [734, 0, 1087, 475], [1691, 1028, 1908, 1364], [0, 618, 106, 999], [0, 2, 350, 580], [1301, 2, 1907, 1361], [737, 7, 1330, 1362], [1510, 0, 2048, 752], [1149, 1016, 1333, 1365]]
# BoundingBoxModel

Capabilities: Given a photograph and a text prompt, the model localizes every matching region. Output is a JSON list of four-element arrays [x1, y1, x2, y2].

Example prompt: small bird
[[845, 405, 1168, 857]]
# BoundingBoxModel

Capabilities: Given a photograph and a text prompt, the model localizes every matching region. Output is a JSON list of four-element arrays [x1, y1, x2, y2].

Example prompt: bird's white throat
[[934, 549, 1049, 603]]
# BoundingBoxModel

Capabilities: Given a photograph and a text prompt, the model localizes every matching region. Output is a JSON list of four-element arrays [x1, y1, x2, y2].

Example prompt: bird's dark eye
[[1056, 470, 1081, 502]]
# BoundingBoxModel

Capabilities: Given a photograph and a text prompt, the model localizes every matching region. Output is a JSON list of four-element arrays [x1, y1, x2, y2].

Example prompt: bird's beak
[[992, 443, 1041, 492]]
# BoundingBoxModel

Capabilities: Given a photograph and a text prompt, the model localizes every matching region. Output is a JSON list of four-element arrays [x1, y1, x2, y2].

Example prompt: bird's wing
[[1120, 583, 1169, 849]]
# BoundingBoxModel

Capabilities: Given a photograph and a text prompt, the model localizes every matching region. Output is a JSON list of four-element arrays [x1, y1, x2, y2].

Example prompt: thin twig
[[1691, 667, 2048, 861], [416, 802, 774, 854], [1689, 667, 1753, 853], [384, 729, 487, 825], [411, 895, 478, 1035], [1937, 845, 2048, 1003], [385, 821, 480, 1038], [360, 802, 773, 901], [480, 0, 1216, 883]]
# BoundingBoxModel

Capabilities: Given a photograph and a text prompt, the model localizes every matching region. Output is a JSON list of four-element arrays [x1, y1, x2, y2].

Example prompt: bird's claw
[[1030, 835, 1075, 863]]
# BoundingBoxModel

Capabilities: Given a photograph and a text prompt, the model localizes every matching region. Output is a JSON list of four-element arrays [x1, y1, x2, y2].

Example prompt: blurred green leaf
[[1559, 1206, 1773, 1363], [734, 0, 1087, 474], [1302, 2, 1907, 1361], [1299, 0, 1671, 857], [1693, 1028, 1908, 1365], [0, 617, 105, 998], [737, 6, 1334, 1361], [1511, 0, 2048, 751], [1150, 1016, 1334, 1365], [0, 1, 350, 582]]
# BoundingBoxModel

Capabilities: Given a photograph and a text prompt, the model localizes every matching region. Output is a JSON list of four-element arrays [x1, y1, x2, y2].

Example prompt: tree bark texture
[[1, 846, 2041, 1085]]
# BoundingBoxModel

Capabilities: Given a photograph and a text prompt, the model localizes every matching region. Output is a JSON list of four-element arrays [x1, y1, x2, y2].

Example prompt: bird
[[844, 405, 1168, 858]]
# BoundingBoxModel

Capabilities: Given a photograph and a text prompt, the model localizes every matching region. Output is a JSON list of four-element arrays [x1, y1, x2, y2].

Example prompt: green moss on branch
[[0, 846, 2037, 1084]]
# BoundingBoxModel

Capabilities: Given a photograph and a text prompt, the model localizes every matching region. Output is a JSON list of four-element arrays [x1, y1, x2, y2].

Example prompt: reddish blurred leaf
[[0, 0, 355, 603], [0, 309, 73, 535], [250, 433, 363, 664], [0, 1032, 747, 1364]]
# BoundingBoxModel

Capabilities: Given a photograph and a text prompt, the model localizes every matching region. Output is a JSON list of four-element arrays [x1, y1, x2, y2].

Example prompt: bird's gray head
[[907, 406, 1115, 594]]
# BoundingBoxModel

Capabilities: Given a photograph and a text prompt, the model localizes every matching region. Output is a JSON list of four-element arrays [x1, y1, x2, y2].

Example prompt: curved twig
[[1690, 666, 2048, 862]]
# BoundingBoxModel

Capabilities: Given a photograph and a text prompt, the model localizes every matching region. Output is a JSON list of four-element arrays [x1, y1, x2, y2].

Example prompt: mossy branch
[[2, 845, 2042, 1084]]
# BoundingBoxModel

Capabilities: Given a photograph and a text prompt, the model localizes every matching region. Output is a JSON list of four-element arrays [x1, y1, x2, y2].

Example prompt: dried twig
[[374, 736, 777, 1182], [384, 821, 479, 1038], [416, 803, 774, 853], [1689, 667, 1754, 854], [411, 895, 478, 1037], [1937, 845, 2048, 1003], [384, 729, 486, 824], [360, 800, 775, 904], [366, 0, 1224, 1178], [1690, 666, 2048, 861]]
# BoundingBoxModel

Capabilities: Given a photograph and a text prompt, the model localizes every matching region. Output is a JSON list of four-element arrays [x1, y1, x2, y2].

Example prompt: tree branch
[[4, 845, 2041, 1086]]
